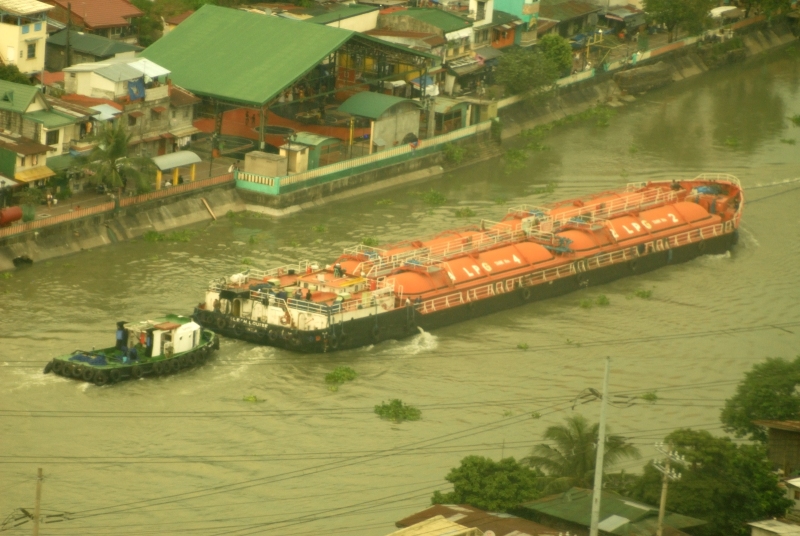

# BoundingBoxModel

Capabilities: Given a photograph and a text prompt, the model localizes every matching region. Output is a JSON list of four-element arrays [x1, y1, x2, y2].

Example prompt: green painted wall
[[0, 148, 16, 178]]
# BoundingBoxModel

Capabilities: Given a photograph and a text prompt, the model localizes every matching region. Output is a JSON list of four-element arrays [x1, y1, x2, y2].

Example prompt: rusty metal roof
[[540, 0, 601, 22], [754, 420, 800, 432], [396, 504, 559, 536]]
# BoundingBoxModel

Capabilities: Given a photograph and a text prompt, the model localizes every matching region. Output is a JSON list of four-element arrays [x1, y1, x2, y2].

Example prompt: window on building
[[27, 43, 35, 59], [19, 156, 25, 166], [32, 154, 38, 166], [183, 108, 189, 118], [151, 109, 161, 121], [795, 490, 800, 500], [128, 115, 137, 126], [34, 22, 42, 31], [111, 26, 122, 36], [21, 25, 29, 34], [46, 130, 59, 146], [477, 0, 486, 21], [171, 109, 176, 119]]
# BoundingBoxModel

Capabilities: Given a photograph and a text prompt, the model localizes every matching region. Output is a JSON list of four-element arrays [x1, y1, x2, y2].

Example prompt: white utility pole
[[32, 468, 42, 536], [654, 443, 683, 536], [589, 357, 610, 536]]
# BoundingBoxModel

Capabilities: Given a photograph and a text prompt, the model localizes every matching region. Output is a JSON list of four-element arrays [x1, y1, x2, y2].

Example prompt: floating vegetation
[[376, 198, 394, 206], [493, 197, 507, 205], [517, 342, 529, 350], [454, 207, 476, 218], [634, 288, 652, 299], [325, 366, 357, 392], [361, 236, 380, 247], [226, 210, 237, 219], [504, 149, 528, 174], [723, 137, 740, 147], [248, 234, 257, 245], [780, 138, 796, 145], [595, 294, 610, 306], [531, 412, 542, 419], [565, 338, 582, 347], [1, 272, 12, 279], [241, 258, 252, 265], [289, 240, 301, 248], [375, 399, 421, 422], [312, 225, 327, 233], [532, 182, 557, 195], [579, 298, 593, 309], [790, 114, 800, 126], [629, 145, 640, 154], [640, 391, 658, 403], [502, 410, 514, 417], [421, 189, 447, 206], [143, 230, 195, 242], [242, 395, 265, 403]]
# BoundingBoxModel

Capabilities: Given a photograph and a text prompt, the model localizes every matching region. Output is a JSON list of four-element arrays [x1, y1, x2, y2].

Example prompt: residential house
[[387, 515, 483, 536], [45, 29, 141, 71], [0, 79, 96, 159], [396, 504, 560, 536], [539, 0, 600, 39], [749, 519, 800, 536], [167, 84, 200, 150], [337, 91, 421, 153], [493, 0, 539, 45], [603, 4, 645, 36], [755, 420, 800, 476], [784, 477, 800, 522], [161, 10, 193, 35], [0, 132, 54, 188], [364, 28, 447, 64], [42, 0, 142, 43], [518, 488, 706, 536], [303, 4, 380, 32], [63, 57, 192, 156], [0, 0, 53, 76]]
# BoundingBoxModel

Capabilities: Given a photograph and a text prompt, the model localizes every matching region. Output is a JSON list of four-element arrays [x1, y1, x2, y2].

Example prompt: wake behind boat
[[193, 174, 743, 353]]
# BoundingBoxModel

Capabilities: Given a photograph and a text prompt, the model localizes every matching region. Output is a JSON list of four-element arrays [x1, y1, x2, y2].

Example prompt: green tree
[[84, 122, 154, 194], [538, 34, 573, 75], [643, 0, 715, 42], [629, 429, 792, 536], [741, 0, 793, 17], [496, 48, 559, 96], [431, 456, 541, 511], [0, 65, 32, 85], [524, 414, 640, 493], [721, 356, 800, 442]]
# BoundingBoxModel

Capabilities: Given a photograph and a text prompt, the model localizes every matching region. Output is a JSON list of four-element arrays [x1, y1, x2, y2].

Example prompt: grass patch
[[780, 138, 796, 145], [579, 298, 593, 309], [791, 114, 800, 126], [143, 230, 195, 242], [374, 399, 421, 422], [376, 198, 394, 206], [595, 294, 610, 306], [634, 289, 652, 299], [454, 207, 476, 218], [361, 236, 380, 247]]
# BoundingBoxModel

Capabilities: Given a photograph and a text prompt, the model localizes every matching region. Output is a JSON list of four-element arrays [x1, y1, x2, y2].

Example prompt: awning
[[410, 75, 439, 97], [170, 125, 201, 137], [0, 175, 18, 187], [90, 104, 121, 121], [15, 166, 55, 183], [449, 61, 484, 76], [475, 46, 503, 61], [151, 151, 202, 171], [152, 106, 167, 113], [605, 13, 624, 21], [161, 133, 175, 139], [127, 59, 171, 79], [143, 135, 162, 143], [500, 23, 513, 30], [128, 111, 144, 118], [386, 80, 407, 88]]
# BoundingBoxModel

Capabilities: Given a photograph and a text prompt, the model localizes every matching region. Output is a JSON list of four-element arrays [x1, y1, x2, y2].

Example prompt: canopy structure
[[126, 58, 171, 79], [337, 92, 420, 120], [151, 151, 202, 190], [151, 151, 201, 171]]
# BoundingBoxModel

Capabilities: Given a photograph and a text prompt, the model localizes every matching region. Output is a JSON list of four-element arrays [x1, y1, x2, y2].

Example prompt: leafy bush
[[374, 399, 421, 422], [579, 299, 593, 309], [634, 289, 652, 299], [596, 295, 610, 306], [496, 48, 559, 96], [21, 205, 36, 222], [538, 34, 573, 74], [55, 187, 73, 201], [361, 236, 380, 247], [443, 143, 466, 164]]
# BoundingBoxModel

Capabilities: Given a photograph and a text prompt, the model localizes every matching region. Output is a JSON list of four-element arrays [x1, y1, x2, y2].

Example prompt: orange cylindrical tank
[[0, 206, 22, 226]]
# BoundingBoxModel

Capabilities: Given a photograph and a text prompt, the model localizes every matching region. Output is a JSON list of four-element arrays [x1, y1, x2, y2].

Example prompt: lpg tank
[[0, 206, 22, 226]]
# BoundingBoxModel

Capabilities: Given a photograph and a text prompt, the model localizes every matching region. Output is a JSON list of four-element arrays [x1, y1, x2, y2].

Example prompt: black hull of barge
[[193, 232, 737, 353]]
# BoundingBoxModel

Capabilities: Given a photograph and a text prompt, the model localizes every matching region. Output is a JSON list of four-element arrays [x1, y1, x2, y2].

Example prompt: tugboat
[[193, 174, 744, 353], [44, 315, 219, 385]]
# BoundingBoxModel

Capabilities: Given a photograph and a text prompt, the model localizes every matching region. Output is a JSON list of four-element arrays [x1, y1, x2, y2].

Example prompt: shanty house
[[42, 0, 142, 43], [387, 515, 482, 536], [396, 504, 559, 536], [291, 133, 342, 169], [539, 0, 600, 39], [337, 92, 421, 152], [0, 0, 53, 76], [755, 420, 800, 476], [518, 488, 706, 536], [45, 29, 141, 71], [0, 132, 54, 187], [493, 0, 539, 45]]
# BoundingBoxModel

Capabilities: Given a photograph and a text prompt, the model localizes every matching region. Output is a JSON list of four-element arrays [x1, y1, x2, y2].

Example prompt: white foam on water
[[739, 225, 760, 248]]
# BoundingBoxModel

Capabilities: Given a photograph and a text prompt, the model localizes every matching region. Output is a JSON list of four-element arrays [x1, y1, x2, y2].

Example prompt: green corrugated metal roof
[[519, 488, 706, 534], [387, 8, 472, 33], [47, 29, 141, 58], [337, 92, 420, 119], [140, 5, 354, 106], [293, 132, 339, 146], [0, 80, 39, 114], [308, 4, 378, 25], [25, 110, 77, 128]]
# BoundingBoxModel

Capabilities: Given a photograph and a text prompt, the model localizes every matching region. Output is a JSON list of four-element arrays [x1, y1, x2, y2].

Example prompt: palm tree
[[524, 414, 640, 494], [83, 122, 154, 195]]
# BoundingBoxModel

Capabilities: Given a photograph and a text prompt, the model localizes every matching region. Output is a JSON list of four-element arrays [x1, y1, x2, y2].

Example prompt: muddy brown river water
[[2, 44, 800, 535]]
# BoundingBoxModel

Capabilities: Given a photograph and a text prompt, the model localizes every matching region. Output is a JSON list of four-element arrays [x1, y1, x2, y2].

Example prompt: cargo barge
[[193, 174, 743, 353]]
